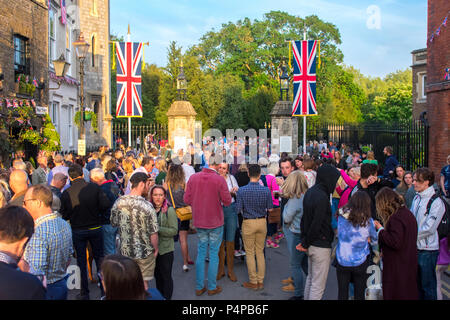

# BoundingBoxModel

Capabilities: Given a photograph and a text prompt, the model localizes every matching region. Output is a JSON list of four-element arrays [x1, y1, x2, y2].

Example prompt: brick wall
[[0, 0, 48, 105], [427, 0, 450, 177]]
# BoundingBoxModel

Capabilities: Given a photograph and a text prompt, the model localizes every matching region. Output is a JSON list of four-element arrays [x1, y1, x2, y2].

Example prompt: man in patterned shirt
[[23, 184, 73, 300], [111, 172, 159, 290]]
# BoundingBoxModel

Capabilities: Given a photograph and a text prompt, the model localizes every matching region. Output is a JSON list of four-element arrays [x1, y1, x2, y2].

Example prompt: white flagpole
[[127, 25, 132, 149], [303, 29, 307, 156]]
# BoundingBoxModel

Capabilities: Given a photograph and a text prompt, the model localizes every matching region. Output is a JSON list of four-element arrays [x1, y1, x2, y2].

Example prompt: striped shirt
[[236, 182, 273, 219], [24, 212, 73, 284]]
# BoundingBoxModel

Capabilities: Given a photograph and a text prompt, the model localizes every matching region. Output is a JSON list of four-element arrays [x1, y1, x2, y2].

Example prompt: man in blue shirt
[[440, 155, 450, 198], [236, 164, 273, 291], [23, 184, 73, 300], [382, 146, 399, 178]]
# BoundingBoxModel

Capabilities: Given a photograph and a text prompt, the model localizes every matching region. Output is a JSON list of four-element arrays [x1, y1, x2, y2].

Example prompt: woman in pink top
[[336, 167, 361, 209], [265, 162, 281, 248]]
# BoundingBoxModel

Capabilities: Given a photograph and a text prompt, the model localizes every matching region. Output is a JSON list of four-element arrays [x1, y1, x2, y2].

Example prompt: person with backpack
[[410, 167, 447, 300]]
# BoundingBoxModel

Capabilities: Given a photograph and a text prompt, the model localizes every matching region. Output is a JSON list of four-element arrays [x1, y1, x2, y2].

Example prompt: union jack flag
[[291, 40, 318, 116], [60, 0, 67, 25], [116, 42, 143, 117]]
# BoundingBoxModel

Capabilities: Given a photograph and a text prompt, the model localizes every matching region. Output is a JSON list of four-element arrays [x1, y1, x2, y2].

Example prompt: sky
[[110, 0, 428, 79]]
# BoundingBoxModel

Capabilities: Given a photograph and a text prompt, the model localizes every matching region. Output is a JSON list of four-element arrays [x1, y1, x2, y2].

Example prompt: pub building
[[0, 0, 55, 167]]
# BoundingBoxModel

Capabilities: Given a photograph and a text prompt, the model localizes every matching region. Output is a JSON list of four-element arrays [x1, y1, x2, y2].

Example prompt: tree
[[373, 83, 412, 123]]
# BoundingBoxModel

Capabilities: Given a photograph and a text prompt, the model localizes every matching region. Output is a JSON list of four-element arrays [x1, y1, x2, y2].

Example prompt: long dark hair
[[101, 254, 147, 300], [375, 187, 405, 226], [344, 191, 372, 227]]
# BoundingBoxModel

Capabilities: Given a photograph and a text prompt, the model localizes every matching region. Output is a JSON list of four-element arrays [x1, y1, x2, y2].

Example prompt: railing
[[112, 122, 168, 151], [300, 120, 429, 172]]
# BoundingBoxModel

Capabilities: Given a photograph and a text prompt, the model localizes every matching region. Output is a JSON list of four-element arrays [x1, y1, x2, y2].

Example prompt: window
[[66, 25, 72, 76], [49, 7, 56, 66], [14, 35, 29, 76], [422, 75, 427, 99], [90, 0, 98, 16], [68, 105, 73, 147], [91, 35, 95, 67], [51, 101, 59, 131]]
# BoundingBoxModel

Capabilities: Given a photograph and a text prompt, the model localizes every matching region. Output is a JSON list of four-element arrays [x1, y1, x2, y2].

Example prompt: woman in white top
[[302, 158, 317, 188], [216, 162, 239, 282]]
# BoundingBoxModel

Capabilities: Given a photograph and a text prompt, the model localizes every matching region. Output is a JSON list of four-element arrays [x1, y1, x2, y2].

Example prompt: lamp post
[[176, 60, 187, 101], [73, 32, 90, 140], [279, 61, 289, 101]]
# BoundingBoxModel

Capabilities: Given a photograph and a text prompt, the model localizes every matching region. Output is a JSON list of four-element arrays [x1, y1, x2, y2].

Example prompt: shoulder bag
[[168, 183, 192, 221]]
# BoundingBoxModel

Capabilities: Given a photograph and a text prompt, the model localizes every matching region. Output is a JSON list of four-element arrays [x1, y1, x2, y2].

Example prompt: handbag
[[168, 183, 192, 221], [267, 176, 281, 224], [268, 207, 281, 224]]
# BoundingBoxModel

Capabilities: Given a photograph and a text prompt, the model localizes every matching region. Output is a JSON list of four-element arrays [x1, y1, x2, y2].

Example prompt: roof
[[166, 100, 197, 117]]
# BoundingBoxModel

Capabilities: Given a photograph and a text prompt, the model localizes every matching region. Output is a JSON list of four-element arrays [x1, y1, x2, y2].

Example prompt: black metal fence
[[112, 122, 168, 151], [300, 120, 429, 172]]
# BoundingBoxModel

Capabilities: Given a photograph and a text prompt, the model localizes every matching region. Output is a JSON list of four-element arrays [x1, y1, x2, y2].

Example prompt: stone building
[[411, 48, 427, 120], [426, 0, 450, 176], [0, 0, 49, 161], [76, 0, 112, 149]]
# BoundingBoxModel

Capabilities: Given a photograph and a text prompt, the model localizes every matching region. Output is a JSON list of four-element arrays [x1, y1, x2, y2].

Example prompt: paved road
[[67, 232, 449, 300]]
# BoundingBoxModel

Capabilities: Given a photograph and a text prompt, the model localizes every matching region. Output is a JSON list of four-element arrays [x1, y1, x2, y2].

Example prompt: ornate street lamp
[[177, 60, 187, 101], [73, 32, 90, 139], [279, 61, 289, 101]]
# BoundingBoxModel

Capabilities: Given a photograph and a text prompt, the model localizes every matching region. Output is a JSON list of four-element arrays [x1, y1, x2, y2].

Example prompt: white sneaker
[[239, 250, 246, 256], [183, 265, 189, 272]]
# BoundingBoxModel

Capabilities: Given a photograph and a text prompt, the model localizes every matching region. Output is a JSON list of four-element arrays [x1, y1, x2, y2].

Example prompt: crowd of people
[[0, 138, 449, 301]]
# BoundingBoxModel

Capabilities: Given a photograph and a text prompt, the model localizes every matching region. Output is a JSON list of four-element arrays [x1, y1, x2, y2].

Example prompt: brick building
[[0, 0, 49, 161], [411, 48, 427, 120], [426, 0, 450, 176]]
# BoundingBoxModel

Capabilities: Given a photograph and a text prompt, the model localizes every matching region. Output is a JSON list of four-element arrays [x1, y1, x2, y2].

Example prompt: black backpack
[[425, 194, 450, 241]]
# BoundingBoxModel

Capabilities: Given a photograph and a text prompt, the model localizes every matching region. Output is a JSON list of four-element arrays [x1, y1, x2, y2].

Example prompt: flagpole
[[303, 29, 307, 156], [127, 25, 132, 149]]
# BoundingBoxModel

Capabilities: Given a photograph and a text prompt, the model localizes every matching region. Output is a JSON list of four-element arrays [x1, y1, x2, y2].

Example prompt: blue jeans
[[196, 226, 224, 291], [417, 250, 439, 300], [283, 223, 294, 279], [290, 232, 308, 297], [331, 198, 339, 230], [223, 203, 237, 242], [46, 275, 69, 300], [102, 224, 118, 256], [72, 227, 104, 297]]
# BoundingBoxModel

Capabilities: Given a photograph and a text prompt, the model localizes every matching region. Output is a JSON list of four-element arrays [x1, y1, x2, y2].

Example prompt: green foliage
[[41, 114, 61, 152], [373, 83, 412, 123], [109, 12, 413, 132], [74, 110, 98, 132]]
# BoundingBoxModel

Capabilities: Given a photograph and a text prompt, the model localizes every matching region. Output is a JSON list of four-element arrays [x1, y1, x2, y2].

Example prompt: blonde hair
[[101, 155, 112, 171], [155, 157, 167, 173], [367, 151, 375, 160], [238, 163, 248, 172], [281, 171, 308, 199], [267, 162, 280, 176], [122, 159, 134, 174]]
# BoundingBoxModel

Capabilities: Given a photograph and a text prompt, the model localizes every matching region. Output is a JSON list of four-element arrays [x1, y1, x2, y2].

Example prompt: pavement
[[67, 231, 450, 301]]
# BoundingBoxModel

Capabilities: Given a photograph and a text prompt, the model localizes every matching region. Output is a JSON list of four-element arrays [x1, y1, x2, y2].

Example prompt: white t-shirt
[[182, 163, 196, 184]]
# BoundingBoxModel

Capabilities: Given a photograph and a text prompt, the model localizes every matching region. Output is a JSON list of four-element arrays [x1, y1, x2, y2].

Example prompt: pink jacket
[[336, 169, 358, 209], [184, 168, 232, 229], [265, 174, 280, 206]]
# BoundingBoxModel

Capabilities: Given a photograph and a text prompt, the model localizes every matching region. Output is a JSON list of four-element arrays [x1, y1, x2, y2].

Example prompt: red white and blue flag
[[60, 0, 67, 24], [116, 42, 143, 117], [291, 40, 318, 116]]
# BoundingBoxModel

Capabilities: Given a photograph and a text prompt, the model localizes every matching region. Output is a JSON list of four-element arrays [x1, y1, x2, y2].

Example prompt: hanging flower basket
[[84, 112, 92, 121]]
